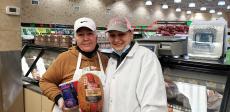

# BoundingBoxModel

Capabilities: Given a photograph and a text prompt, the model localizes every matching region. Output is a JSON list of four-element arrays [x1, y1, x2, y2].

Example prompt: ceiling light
[[217, 12, 222, 15], [186, 11, 192, 14], [145, 0, 152, 6], [162, 4, 168, 9], [227, 5, 230, 9], [189, 3, 196, 7], [200, 7, 207, 11], [209, 9, 215, 13], [218, 1, 225, 6], [176, 8, 181, 12], [174, 0, 181, 3]]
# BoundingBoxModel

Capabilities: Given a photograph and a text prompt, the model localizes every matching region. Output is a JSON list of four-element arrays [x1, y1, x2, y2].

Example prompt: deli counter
[[21, 44, 230, 112], [159, 56, 230, 112], [21, 44, 67, 112]]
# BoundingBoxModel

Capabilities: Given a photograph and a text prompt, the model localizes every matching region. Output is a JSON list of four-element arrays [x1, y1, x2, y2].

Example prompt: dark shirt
[[76, 44, 99, 58], [110, 41, 135, 68]]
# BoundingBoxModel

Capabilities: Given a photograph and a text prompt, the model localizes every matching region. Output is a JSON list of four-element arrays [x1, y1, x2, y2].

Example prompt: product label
[[85, 83, 102, 102], [86, 88, 102, 96], [59, 81, 78, 108]]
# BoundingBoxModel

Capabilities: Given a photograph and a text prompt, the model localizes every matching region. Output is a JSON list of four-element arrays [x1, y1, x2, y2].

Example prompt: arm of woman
[[39, 54, 64, 102], [136, 52, 167, 112]]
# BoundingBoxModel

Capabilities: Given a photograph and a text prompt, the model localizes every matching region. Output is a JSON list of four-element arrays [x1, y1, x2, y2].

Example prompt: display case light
[[227, 5, 230, 9], [174, 0, 181, 3], [218, 1, 225, 6], [145, 0, 152, 6], [200, 7, 206, 11], [189, 3, 195, 7], [186, 11, 191, 14], [176, 8, 181, 12], [217, 12, 222, 15], [162, 4, 168, 9], [209, 9, 215, 13]]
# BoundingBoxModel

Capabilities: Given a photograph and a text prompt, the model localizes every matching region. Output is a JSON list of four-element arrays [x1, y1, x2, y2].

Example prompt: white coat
[[103, 42, 167, 112]]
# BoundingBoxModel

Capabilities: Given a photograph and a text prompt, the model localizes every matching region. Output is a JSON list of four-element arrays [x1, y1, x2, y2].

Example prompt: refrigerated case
[[21, 44, 230, 112], [21, 44, 67, 85], [160, 57, 230, 112]]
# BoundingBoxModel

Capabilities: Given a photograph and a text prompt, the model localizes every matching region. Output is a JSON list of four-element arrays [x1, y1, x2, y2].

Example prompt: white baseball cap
[[74, 17, 96, 33]]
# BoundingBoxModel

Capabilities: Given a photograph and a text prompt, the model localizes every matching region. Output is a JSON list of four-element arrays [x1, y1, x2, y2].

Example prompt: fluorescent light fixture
[[186, 11, 192, 14], [200, 7, 206, 11], [217, 12, 222, 15], [227, 5, 230, 9], [145, 0, 152, 6], [209, 9, 215, 13], [162, 4, 168, 9], [174, 0, 181, 3], [218, 1, 225, 6], [176, 8, 181, 12], [189, 3, 196, 7]]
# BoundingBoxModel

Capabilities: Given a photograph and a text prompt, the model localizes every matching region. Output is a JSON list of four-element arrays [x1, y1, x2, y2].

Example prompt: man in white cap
[[103, 17, 167, 112], [40, 17, 108, 111]]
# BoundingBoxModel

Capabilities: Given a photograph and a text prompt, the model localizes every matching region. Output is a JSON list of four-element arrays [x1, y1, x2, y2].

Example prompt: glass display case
[[21, 44, 230, 112], [21, 44, 67, 85], [160, 57, 230, 112]]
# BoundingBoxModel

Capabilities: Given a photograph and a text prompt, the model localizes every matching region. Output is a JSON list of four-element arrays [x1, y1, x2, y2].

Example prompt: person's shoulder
[[57, 46, 78, 60], [136, 45, 157, 58], [137, 45, 154, 54], [98, 51, 109, 61]]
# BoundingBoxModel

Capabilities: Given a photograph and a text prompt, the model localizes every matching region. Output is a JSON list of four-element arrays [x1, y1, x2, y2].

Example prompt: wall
[[0, 0, 21, 51], [0, 0, 24, 112], [21, 0, 230, 27]]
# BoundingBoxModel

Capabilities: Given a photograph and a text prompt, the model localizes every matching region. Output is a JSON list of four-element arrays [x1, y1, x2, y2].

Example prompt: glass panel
[[195, 33, 214, 44], [41, 50, 60, 69], [31, 50, 61, 80], [164, 68, 227, 112], [21, 48, 41, 78]]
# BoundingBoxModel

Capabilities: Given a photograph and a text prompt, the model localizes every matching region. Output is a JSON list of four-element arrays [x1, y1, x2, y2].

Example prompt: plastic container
[[59, 80, 78, 108]]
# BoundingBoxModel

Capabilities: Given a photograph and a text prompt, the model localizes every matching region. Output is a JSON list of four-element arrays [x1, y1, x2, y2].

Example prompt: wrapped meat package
[[77, 73, 103, 112]]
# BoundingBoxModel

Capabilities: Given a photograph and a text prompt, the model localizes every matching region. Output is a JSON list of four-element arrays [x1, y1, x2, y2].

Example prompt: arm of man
[[136, 51, 167, 112]]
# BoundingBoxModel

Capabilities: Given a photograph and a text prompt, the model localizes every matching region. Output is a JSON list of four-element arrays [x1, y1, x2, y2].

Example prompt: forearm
[[39, 77, 62, 101]]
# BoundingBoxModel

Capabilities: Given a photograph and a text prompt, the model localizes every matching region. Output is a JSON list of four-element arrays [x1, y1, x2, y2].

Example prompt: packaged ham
[[77, 73, 103, 112]]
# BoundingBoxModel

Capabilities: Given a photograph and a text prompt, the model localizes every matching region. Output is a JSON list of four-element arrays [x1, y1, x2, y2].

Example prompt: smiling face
[[76, 27, 97, 52], [107, 30, 133, 52]]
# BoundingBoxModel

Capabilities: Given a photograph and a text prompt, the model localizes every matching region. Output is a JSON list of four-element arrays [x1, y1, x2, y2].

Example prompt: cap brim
[[75, 26, 95, 32], [106, 27, 129, 33]]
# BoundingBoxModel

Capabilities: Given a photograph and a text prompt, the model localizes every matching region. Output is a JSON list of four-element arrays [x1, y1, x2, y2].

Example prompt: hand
[[57, 97, 79, 111], [63, 106, 79, 112], [57, 97, 65, 110]]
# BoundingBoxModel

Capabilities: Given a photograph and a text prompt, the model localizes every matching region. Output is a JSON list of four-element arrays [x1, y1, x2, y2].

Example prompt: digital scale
[[136, 36, 187, 57]]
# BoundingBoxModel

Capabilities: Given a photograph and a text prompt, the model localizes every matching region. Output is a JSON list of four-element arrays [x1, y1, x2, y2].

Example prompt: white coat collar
[[126, 42, 139, 57]]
